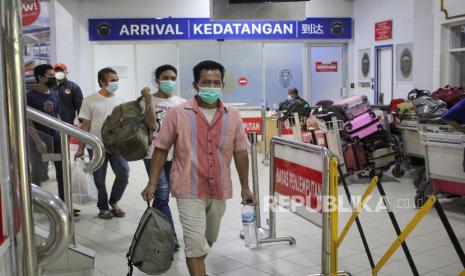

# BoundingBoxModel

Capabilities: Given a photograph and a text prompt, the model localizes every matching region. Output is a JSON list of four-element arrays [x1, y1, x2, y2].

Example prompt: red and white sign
[[22, 0, 41, 27], [315, 61, 338, 72], [375, 20, 393, 41], [242, 117, 262, 135], [274, 157, 323, 211], [238, 76, 248, 87]]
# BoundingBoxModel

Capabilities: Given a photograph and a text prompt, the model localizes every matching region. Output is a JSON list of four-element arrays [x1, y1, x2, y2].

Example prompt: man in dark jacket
[[278, 87, 310, 111], [53, 63, 83, 125]]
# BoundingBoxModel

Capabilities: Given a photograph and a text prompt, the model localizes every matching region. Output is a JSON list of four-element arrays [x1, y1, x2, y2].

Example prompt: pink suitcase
[[302, 129, 327, 147], [334, 95, 371, 119], [344, 112, 380, 139]]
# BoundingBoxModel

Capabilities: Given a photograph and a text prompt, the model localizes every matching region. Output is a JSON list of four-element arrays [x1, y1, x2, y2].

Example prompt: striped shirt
[[155, 97, 249, 200]]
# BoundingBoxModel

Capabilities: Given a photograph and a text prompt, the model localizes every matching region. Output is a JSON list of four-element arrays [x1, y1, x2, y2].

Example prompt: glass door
[[309, 45, 346, 105]]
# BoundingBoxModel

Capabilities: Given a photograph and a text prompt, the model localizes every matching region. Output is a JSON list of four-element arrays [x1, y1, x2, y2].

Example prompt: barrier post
[[261, 106, 269, 166], [239, 132, 269, 240]]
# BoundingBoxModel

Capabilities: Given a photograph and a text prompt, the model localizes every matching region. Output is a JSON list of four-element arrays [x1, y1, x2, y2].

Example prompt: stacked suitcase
[[333, 95, 400, 174]]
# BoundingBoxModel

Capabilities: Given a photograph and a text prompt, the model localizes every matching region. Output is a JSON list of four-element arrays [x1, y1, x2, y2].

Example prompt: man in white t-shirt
[[143, 64, 186, 249], [75, 67, 152, 219]]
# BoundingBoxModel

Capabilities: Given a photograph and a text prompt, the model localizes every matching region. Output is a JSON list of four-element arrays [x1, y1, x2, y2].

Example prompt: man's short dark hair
[[193, 60, 225, 83], [33, 64, 53, 83], [97, 67, 117, 87], [288, 87, 299, 96], [155, 64, 177, 79]]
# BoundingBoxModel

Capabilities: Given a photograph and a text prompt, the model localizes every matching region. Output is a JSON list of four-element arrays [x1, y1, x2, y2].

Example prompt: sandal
[[110, 208, 126, 218], [98, 210, 113, 220]]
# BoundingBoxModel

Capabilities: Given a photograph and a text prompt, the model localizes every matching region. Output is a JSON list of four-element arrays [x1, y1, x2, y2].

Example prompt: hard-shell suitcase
[[344, 112, 380, 140], [369, 147, 397, 168], [334, 95, 371, 119], [302, 129, 327, 147], [343, 142, 367, 172]]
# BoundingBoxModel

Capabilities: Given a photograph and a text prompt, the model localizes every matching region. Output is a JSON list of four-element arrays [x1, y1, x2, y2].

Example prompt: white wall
[[53, 0, 210, 96], [305, 0, 353, 17], [351, 0, 416, 100]]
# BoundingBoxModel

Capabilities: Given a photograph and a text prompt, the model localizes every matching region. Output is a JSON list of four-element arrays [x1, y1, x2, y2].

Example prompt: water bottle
[[241, 200, 258, 248]]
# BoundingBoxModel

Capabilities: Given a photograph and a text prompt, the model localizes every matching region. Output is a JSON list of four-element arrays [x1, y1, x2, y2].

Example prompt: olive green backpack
[[101, 97, 154, 161]]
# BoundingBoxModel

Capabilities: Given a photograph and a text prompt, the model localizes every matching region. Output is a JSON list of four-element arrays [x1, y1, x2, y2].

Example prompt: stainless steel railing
[[27, 107, 105, 246], [32, 184, 71, 265]]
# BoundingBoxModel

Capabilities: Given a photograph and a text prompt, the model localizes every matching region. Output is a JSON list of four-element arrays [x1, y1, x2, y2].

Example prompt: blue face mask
[[198, 87, 222, 104], [107, 81, 118, 93], [159, 80, 176, 95]]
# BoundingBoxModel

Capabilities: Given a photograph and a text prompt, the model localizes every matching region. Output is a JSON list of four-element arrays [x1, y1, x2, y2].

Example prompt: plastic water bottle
[[241, 200, 258, 248]]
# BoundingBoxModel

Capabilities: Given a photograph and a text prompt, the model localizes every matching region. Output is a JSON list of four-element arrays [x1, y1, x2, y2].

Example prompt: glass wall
[[264, 43, 304, 109]]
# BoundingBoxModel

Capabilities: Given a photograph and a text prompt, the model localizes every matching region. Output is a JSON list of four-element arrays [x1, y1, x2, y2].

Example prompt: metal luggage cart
[[398, 120, 425, 159], [415, 128, 465, 206]]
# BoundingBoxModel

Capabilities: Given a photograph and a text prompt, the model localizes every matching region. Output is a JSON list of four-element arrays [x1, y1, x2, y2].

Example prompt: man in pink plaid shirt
[[142, 60, 256, 276]]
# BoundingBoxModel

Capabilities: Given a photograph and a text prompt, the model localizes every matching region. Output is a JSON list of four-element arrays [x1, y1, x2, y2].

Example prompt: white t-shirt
[[144, 95, 186, 160], [78, 92, 123, 142], [199, 107, 217, 124]]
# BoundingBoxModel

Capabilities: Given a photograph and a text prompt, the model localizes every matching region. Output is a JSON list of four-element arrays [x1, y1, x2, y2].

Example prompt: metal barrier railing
[[27, 107, 105, 246], [31, 184, 71, 265]]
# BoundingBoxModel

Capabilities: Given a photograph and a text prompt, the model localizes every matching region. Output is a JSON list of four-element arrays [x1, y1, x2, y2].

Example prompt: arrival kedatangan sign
[[89, 18, 352, 41]]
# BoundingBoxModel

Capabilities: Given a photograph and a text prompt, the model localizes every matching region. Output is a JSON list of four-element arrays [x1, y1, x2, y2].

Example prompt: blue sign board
[[88, 18, 352, 41]]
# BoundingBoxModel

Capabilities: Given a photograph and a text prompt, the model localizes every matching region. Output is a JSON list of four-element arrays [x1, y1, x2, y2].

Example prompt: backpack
[[311, 105, 348, 122], [101, 97, 153, 161], [126, 202, 175, 276], [412, 95, 448, 119]]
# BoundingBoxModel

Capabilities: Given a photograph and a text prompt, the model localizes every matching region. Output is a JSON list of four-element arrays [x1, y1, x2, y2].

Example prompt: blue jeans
[[89, 150, 129, 211], [144, 159, 177, 239]]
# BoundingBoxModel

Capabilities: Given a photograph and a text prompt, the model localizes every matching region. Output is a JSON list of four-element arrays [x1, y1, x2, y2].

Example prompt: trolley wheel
[[392, 163, 405, 178]]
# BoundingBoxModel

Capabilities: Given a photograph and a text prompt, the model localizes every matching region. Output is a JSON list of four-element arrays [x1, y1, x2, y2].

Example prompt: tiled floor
[[41, 153, 465, 275]]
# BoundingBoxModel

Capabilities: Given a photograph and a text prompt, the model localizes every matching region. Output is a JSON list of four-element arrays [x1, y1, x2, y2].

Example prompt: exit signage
[[375, 20, 392, 41]]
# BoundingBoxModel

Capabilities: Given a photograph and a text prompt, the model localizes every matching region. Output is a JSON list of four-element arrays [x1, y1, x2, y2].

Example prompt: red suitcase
[[343, 142, 367, 172], [334, 95, 371, 119]]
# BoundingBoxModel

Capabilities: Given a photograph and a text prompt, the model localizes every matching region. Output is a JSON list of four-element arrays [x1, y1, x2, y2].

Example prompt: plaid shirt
[[155, 97, 249, 200]]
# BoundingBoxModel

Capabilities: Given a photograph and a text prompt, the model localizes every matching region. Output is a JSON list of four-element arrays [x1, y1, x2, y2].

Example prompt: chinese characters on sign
[[242, 117, 262, 135], [375, 20, 393, 41], [301, 23, 324, 35]]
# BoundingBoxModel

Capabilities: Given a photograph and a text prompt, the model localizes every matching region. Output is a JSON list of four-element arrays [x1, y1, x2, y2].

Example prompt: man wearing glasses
[[141, 60, 256, 276]]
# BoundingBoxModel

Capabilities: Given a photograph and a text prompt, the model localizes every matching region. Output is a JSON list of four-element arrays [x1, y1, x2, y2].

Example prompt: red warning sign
[[22, 0, 41, 27], [315, 61, 338, 72], [238, 76, 248, 87], [242, 117, 262, 135]]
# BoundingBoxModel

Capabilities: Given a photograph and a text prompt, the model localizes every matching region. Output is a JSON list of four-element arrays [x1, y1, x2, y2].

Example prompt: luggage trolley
[[415, 127, 465, 206]]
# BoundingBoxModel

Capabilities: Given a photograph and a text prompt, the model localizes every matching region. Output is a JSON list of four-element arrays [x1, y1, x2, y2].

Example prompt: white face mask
[[288, 95, 293, 101], [55, 72, 66, 81]]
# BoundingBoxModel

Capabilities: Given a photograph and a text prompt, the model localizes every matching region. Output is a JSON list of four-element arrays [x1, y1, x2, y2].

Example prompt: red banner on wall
[[242, 117, 262, 135], [22, 0, 41, 27], [316, 61, 338, 72], [274, 157, 323, 211], [375, 20, 393, 41]]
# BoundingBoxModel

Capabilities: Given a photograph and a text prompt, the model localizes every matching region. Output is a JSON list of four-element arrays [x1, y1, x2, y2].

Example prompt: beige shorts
[[176, 198, 226, 258]]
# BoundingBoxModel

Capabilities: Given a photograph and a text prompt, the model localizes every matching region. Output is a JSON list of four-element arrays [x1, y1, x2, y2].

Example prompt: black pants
[[29, 138, 64, 201]]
